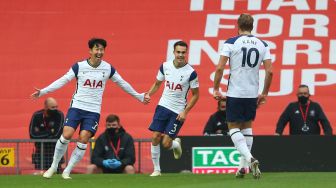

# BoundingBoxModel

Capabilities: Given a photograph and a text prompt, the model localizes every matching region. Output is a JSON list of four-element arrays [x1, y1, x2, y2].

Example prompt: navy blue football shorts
[[148, 105, 184, 138], [226, 96, 258, 122], [64, 108, 100, 136]]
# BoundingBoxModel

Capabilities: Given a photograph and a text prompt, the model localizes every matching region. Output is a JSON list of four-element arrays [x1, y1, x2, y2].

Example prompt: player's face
[[89, 44, 105, 63], [173, 45, 187, 64]]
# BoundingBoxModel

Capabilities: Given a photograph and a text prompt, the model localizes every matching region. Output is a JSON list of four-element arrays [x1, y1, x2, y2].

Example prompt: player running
[[145, 41, 199, 176]]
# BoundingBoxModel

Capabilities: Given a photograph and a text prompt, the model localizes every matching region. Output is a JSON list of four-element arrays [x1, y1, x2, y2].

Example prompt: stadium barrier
[[0, 139, 152, 175], [161, 136, 336, 173]]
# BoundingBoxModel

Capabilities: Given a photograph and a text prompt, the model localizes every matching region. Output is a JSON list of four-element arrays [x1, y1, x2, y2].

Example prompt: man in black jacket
[[203, 99, 228, 135], [275, 85, 332, 135], [29, 97, 64, 171], [87, 114, 136, 174]]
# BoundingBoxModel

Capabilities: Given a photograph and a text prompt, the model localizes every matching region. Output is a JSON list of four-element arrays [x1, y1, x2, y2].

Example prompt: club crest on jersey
[[83, 79, 103, 88], [166, 81, 182, 91]]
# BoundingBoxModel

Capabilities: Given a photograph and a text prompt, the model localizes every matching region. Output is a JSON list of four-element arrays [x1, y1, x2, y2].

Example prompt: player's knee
[[62, 132, 73, 140], [78, 138, 89, 144], [162, 140, 172, 149], [62, 126, 75, 140], [151, 132, 161, 144], [124, 165, 135, 174], [78, 131, 93, 144]]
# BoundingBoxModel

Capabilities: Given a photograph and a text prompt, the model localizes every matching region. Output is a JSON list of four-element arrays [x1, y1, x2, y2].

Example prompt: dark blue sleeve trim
[[159, 64, 164, 75], [109, 65, 116, 78], [224, 35, 242, 44], [189, 71, 197, 82], [71, 63, 79, 79], [260, 39, 268, 47]]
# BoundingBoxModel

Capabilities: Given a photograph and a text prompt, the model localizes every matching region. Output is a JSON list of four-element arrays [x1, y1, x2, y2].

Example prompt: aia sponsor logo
[[83, 79, 103, 88], [166, 81, 182, 91]]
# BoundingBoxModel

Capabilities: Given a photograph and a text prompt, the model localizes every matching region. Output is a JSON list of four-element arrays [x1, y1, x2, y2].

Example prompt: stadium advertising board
[[192, 147, 240, 174], [0, 148, 15, 167]]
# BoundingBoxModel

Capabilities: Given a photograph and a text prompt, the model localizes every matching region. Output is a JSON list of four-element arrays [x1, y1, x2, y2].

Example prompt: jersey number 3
[[241, 47, 259, 68]]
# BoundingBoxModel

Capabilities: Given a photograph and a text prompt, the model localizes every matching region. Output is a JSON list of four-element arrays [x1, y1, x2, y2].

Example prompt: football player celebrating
[[31, 38, 150, 179], [145, 41, 199, 176]]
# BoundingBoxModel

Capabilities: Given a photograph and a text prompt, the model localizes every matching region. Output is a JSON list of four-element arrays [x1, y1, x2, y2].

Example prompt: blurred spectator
[[87, 114, 135, 174], [29, 97, 64, 171], [203, 99, 228, 136], [275, 85, 332, 135]]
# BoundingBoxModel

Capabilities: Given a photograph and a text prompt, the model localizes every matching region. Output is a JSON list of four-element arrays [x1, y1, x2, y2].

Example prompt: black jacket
[[29, 109, 64, 169], [275, 100, 332, 135], [203, 110, 228, 135], [91, 127, 135, 171], [29, 109, 64, 139]]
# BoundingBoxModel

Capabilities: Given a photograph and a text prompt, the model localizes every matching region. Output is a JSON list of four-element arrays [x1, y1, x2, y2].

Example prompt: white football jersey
[[68, 60, 115, 113], [157, 61, 199, 114], [39, 59, 144, 113], [220, 35, 271, 98]]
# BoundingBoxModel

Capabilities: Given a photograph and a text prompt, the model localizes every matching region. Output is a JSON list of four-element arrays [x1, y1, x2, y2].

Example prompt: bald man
[[29, 97, 65, 172]]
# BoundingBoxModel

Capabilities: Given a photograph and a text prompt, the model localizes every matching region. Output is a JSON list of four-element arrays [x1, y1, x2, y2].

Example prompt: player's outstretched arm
[[30, 87, 41, 100], [143, 80, 162, 104], [147, 80, 163, 97], [30, 68, 75, 100], [213, 55, 229, 100], [112, 72, 147, 103]]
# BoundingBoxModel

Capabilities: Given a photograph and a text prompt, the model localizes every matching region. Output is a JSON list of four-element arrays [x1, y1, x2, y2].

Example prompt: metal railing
[[0, 139, 152, 175]]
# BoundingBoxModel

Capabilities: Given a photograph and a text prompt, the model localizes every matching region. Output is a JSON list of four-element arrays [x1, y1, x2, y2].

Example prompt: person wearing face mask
[[87, 114, 136, 174], [203, 99, 228, 136], [29, 97, 65, 173], [275, 85, 332, 135]]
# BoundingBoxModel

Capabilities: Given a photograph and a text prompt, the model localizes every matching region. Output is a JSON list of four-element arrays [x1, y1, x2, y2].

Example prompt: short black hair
[[298, 84, 310, 91], [88, 38, 107, 49], [173, 41, 188, 50], [106, 114, 120, 123]]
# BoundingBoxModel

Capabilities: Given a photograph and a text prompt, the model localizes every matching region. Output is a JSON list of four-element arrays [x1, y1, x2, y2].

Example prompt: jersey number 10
[[241, 47, 260, 68]]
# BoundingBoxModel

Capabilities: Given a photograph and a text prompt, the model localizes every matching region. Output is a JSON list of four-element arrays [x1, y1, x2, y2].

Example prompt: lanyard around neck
[[298, 101, 310, 123], [109, 138, 121, 159]]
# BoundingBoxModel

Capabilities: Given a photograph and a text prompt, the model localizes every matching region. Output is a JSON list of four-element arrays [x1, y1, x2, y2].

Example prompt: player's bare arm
[[257, 59, 273, 107], [177, 87, 199, 122], [147, 80, 163, 97], [213, 55, 229, 100]]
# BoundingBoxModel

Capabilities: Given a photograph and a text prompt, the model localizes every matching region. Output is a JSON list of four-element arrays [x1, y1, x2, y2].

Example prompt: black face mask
[[107, 127, 118, 137], [218, 110, 226, 116], [47, 109, 58, 116], [298, 96, 309, 104]]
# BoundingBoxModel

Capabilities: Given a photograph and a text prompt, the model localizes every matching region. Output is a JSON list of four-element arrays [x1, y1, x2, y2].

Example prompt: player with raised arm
[[213, 14, 273, 179], [145, 41, 199, 176], [31, 38, 150, 179]]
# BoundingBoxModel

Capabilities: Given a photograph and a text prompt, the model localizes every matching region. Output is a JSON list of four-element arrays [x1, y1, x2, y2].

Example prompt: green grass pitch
[[1, 172, 336, 188]]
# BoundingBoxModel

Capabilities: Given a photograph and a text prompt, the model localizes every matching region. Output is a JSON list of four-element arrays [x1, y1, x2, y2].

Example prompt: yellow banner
[[0, 148, 15, 167]]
